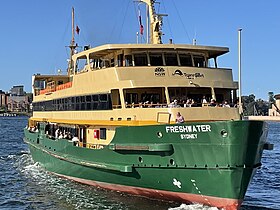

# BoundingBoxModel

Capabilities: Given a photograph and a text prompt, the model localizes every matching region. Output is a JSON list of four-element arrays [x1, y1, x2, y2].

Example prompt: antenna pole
[[68, 7, 76, 75], [238, 28, 243, 115], [146, 3, 149, 44]]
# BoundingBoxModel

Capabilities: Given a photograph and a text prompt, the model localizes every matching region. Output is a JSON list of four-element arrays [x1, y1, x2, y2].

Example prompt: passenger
[[143, 101, 149, 108], [155, 102, 161, 108], [222, 100, 230, 108], [63, 131, 68, 139], [168, 102, 175, 108], [202, 96, 208, 106], [186, 99, 191, 107], [209, 99, 217, 107], [175, 112, 185, 123], [58, 131, 63, 139], [71, 136, 79, 146], [45, 123, 50, 134], [55, 128, 60, 139], [148, 101, 154, 108], [187, 99, 195, 107]]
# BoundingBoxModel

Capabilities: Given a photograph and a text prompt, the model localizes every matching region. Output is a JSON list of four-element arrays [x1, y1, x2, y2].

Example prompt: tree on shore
[[242, 94, 269, 116]]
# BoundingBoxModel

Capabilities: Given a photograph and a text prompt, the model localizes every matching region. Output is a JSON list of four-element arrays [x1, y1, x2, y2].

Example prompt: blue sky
[[0, 0, 279, 100]]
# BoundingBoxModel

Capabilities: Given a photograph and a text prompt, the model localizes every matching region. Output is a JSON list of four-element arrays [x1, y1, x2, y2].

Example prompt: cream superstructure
[[30, 0, 240, 147]]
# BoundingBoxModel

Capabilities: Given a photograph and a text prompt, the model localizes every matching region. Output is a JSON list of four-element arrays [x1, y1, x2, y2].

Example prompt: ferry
[[24, 1, 273, 209]]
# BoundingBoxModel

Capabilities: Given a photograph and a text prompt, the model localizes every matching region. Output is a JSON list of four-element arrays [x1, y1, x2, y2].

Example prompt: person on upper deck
[[202, 96, 208, 105], [222, 100, 230, 108], [175, 112, 185, 123], [209, 99, 217, 107]]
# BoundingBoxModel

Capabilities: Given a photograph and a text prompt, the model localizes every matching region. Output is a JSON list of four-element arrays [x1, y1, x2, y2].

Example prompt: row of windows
[[33, 93, 112, 111], [78, 52, 207, 70], [123, 53, 205, 67]]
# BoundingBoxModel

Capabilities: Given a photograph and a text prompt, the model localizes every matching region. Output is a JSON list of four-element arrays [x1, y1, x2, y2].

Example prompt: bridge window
[[134, 53, 148, 66], [117, 54, 124, 67], [179, 54, 192, 66], [125, 55, 133, 66], [165, 53, 178, 66], [150, 53, 163, 66], [193, 55, 206, 67]]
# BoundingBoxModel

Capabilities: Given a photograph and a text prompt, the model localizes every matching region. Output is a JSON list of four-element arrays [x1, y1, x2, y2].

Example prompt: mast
[[68, 7, 77, 75], [140, 0, 167, 44]]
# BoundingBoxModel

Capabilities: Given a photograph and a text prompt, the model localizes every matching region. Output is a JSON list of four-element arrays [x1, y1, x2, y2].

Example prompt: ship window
[[125, 93, 138, 105], [214, 88, 234, 105], [179, 54, 192, 66], [33, 93, 113, 112], [86, 95, 91, 102], [76, 56, 88, 72], [125, 55, 133, 66], [150, 53, 163, 66], [68, 101, 74, 111], [110, 58, 115, 67], [208, 58, 216, 68], [100, 59, 110, 68], [81, 103, 86, 110], [134, 53, 148, 66], [111, 89, 121, 109], [100, 128, 106, 140], [165, 53, 178, 66], [92, 102, 98, 109], [141, 93, 160, 103], [92, 95, 99, 102], [168, 87, 212, 106], [86, 103, 91, 110], [100, 94, 108, 102], [117, 54, 124, 67], [193, 55, 206, 67]]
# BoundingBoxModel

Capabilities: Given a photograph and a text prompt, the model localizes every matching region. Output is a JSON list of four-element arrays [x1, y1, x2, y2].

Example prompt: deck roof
[[73, 43, 229, 59]]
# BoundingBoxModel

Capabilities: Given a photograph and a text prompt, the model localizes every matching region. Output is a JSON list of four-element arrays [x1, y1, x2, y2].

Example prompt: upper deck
[[30, 1, 240, 124]]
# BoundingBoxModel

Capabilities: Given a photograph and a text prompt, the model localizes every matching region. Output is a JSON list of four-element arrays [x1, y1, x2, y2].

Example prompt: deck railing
[[38, 82, 72, 95]]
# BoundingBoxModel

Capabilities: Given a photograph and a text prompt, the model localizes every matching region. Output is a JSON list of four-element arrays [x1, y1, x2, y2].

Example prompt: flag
[[139, 10, 144, 35], [76, 25, 80, 35]]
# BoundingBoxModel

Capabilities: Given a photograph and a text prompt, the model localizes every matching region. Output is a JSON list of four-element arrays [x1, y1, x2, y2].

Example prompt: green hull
[[24, 120, 269, 210]]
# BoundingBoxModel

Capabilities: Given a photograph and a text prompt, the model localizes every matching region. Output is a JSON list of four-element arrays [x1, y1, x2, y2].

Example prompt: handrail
[[39, 82, 73, 95]]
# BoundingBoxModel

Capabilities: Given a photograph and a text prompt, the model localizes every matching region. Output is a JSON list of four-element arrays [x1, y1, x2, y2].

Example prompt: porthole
[[170, 159, 175, 166], [157, 132, 163, 138], [221, 129, 228, 138]]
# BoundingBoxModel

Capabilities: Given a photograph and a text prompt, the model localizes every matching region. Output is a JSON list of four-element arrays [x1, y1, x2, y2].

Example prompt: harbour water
[[0, 117, 279, 210]]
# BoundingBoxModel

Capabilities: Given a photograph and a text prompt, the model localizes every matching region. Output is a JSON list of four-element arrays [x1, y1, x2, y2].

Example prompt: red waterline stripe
[[53, 173, 242, 210]]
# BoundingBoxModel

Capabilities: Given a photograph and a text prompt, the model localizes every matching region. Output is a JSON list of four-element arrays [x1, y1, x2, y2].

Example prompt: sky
[[0, 0, 279, 100]]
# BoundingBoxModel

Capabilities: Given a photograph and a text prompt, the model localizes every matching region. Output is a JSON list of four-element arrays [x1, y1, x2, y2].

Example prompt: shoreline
[[247, 116, 280, 121]]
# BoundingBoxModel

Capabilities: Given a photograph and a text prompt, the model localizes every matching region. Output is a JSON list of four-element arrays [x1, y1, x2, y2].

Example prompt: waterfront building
[[7, 95, 29, 113], [10, 85, 24, 96], [269, 93, 280, 116], [0, 90, 7, 110], [7, 85, 30, 113]]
